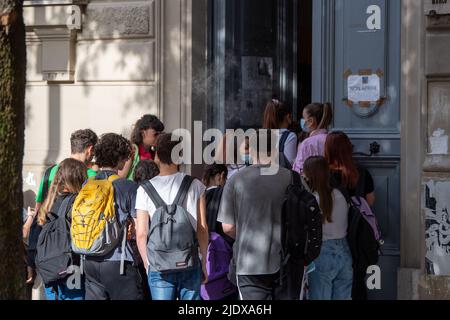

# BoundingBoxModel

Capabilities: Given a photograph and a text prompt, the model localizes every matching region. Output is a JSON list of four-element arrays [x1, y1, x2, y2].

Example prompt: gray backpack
[[141, 175, 199, 273]]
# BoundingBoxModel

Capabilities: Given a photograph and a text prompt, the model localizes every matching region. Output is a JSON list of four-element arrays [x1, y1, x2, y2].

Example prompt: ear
[[287, 113, 293, 123]]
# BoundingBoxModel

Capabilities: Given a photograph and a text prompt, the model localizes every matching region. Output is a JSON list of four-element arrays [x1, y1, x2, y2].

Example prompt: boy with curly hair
[[83, 133, 143, 300]]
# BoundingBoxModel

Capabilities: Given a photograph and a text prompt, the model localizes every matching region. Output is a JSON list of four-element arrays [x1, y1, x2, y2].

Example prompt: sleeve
[[217, 179, 236, 226], [135, 186, 149, 212], [292, 140, 311, 173], [187, 179, 206, 217], [364, 169, 375, 196], [284, 132, 298, 166]]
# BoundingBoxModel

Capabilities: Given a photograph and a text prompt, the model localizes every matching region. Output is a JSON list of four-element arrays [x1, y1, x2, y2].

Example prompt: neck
[[71, 153, 86, 164], [158, 164, 178, 176]]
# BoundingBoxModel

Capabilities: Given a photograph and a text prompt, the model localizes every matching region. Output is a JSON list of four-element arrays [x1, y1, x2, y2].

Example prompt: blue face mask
[[301, 119, 311, 133]]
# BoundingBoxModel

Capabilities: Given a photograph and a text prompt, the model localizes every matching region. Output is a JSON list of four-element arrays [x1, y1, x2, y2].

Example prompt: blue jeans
[[308, 238, 353, 300], [149, 267, 201, 300], [44, 283, 85, 300]]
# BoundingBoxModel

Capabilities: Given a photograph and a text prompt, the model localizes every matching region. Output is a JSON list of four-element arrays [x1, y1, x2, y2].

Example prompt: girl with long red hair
[[324, 131, 376, 301]]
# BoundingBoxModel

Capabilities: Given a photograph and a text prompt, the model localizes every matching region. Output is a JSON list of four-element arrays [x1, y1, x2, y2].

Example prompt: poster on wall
[[230, 56, 273, 128], [347, 74, 381, 104], [425, 180, 450, 275]]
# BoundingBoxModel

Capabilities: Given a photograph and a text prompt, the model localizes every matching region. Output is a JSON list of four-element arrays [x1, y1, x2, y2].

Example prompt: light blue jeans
[[308, 238, 353, 300], [149, 267, 201, 300]]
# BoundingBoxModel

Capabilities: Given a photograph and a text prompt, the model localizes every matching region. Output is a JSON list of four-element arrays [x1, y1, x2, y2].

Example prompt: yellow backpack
[[71, 175, 128, 274]]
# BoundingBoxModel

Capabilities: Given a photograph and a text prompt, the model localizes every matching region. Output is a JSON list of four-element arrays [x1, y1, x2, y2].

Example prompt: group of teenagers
[[22, 99, 377, 301]]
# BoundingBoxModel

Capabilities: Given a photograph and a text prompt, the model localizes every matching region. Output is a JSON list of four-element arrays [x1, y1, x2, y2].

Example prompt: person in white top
[[302, 156, 353, 301], [135, 133, 209, 300], [262, 99, 298, 166]]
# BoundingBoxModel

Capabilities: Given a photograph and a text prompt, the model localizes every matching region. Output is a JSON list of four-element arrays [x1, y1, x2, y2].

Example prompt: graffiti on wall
[[425, 180, 450, 275]]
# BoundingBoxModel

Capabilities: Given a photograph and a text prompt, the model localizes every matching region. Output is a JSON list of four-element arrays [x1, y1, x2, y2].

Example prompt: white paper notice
[[348, 74, 381, 103]]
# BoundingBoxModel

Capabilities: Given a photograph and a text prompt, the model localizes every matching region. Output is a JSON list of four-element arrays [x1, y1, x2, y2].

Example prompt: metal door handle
[[353, 142, 381, 157]]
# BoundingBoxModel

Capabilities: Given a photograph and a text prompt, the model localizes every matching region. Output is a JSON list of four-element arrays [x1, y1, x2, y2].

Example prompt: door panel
[[313, 0, 401, 299]]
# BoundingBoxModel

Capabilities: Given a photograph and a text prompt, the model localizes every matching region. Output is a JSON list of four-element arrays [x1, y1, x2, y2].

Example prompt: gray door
[[312, 0, 401, 300]]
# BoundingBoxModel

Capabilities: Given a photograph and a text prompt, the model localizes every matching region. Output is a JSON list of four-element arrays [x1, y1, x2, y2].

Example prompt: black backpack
[[27, 164, 57, 267], [279, 171, 322, 299], [35, 194, 76, 286], [279, 131, 293, 170]]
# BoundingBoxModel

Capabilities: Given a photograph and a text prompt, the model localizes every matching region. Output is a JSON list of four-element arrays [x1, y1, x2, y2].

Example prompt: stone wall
[[22, 0, 208, 207]]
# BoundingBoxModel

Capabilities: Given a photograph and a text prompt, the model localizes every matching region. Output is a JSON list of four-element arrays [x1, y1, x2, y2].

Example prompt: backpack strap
[[279, 131, 291, 154], [141, 181, 167, 208], [173, 175, 194, 207], [41, 164, 57, 202]]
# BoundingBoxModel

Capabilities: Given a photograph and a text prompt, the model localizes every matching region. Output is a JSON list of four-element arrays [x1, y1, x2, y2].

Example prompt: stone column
[[419, 0, 450, 300]]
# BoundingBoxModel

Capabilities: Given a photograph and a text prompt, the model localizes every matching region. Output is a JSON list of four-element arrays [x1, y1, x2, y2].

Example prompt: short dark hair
[[155, 133, 181, 165], [131, 115, 165, 146], [71, 129, 98, 154], [133, 160, 160, 184], [202, 163, 228, 185], [94, 133, 132, 168]]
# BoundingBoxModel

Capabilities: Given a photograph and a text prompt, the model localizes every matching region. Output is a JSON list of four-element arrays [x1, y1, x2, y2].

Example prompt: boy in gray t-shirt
[[218, 130, 291, 300]]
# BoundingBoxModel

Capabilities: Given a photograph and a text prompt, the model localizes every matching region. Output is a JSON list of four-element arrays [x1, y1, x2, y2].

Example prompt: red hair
[[324, 132, 359, 189]]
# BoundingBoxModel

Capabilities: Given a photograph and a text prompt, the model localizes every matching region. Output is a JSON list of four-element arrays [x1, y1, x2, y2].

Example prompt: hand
[[27, 207, 36, 218], [127, 219, 136, 241], [25, 267, 35, 285]]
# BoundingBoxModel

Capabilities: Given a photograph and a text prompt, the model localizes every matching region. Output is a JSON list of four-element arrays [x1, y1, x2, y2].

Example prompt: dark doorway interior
[[208, 0, 312, 130], [296, 0, 313, 119]]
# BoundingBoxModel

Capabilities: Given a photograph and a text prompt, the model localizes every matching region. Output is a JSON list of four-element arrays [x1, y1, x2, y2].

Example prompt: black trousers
[[84, 260, 144, 300], [237, 272, 280, 301]]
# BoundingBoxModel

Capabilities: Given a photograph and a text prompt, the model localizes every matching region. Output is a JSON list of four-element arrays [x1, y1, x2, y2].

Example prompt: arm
[[23, 204, 39, 240], [197, 194, 209, 284], [222, 223, 236, 240], [136, 210, 150, 271], [292, 142, 307, 173]]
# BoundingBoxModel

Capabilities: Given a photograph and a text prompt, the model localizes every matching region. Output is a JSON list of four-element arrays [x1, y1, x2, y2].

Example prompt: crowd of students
[[22, 99, 377, 301]]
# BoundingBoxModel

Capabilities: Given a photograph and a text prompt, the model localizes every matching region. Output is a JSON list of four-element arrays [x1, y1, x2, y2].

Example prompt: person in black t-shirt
[[324, 131, 376, 301], [202, 164, 234, 245]]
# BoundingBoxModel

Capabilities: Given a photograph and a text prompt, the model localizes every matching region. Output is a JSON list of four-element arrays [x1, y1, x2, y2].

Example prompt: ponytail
[[263, 99, 292, 129], [318, 102, 333, 130], [304, 102, 333, 131]]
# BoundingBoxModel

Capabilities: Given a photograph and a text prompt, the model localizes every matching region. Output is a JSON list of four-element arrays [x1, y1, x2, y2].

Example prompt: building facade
[[21, 0, 450, 299]]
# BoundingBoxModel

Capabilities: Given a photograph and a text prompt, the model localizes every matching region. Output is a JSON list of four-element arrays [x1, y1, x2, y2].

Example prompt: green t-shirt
[[35, 165, 97, 203]]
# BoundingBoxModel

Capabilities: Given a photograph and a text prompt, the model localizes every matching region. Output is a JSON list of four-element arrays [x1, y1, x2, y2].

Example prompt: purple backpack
[[201, 232, 237, 300], [351, 196, 382, 243]]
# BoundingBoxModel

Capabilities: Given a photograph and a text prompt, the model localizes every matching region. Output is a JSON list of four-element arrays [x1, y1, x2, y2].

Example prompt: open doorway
[[295, 0, 313, 120]]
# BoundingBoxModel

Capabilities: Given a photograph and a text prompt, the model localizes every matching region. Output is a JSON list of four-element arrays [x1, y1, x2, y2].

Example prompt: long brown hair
[[304, 102, 333, 130], [303, 156, 333, 223], [263, 99, 292, 129], [38, 158, 88, 225], [324, 131, 359, 189]]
